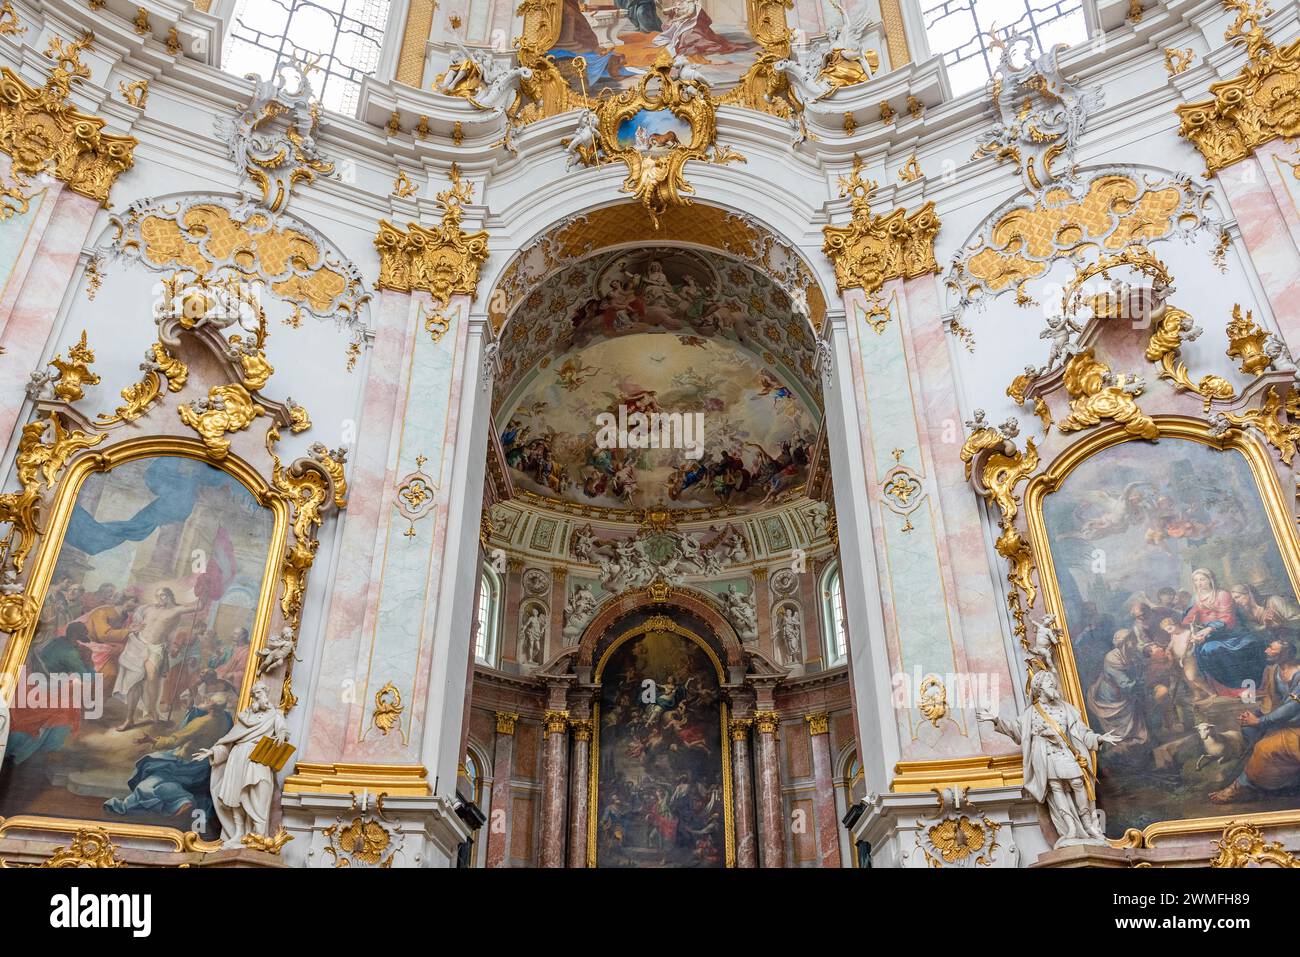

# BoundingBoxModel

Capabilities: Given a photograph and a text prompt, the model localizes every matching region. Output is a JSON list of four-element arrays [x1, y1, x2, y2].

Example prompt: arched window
[[920, 0, 1088, 95], [822, 562, 848, 665], [222, 0, 393, 115], [475, 564, 501, 666]]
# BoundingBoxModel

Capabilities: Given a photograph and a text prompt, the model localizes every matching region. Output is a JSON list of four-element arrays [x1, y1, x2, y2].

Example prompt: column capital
[[494, 711, 519, 735], [569, 717, 593, 741], [729, 717, 753, 740], [753, 709, 780, 736], [543, 709, 570, 735], [805, 711, 830, 736]]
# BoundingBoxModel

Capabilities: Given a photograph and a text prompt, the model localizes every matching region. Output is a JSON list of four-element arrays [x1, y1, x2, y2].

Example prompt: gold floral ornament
[[96, 342, 188, 426], [0, 2, 26, 37], [1213, 386, 1300, 465], [822, 155, 940, 295], [1164, 47, 1194, 75], [372, 681, 404, 735], [509, 0, 589, 125], [918, 674, 948, 727], [47, 329, 100, 402], [1176, 0, 1300, 174], [118, 79, 148, 108], [1225, 304, 1283, 375], [1057, 350, 1159, 440], [42, 828, 125, 868], [1209, 820, 1300, 867], [177, 383, 266, 460], [0, 32, 136, 207], [0, 413, 104, 576], [216, 56, 334, 213], [568, 52, 745, 229], [963, 411, 1039, 615], [375, 164, 488, 313]]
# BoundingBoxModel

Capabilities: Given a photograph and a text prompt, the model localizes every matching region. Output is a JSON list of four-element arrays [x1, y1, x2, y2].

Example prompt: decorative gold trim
[[1175, 0, 1300, 174], [395, 0, 437, 87], [1209, 820, 1300, 866], [890, 754, 1023, 792], [0, 33, 136, 206], [878, 0, 912, 68], [753, 709, 779, 735], [822, 156, 940, 295], [372, 681, 404, 735], [587, 619, 734, 867], [282, 763, 432, 797], [729, 716, 753, 740], [543, 708, 570, 735], [0, 815, 218, 855], [804, 711, 829, 735], [177, 383, 267, 459], [495, 711, 520, 735], [570, 717, 593, 742]]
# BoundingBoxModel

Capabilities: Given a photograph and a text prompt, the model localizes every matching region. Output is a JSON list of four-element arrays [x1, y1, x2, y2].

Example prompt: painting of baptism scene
[[547, 0, 759, 93], [595, 630, 727, 867], [1042, 438, 1300, 835], [0, 456, 273, 838]]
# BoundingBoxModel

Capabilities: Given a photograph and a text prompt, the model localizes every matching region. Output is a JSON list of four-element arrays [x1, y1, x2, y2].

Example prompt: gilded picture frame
[[0, 435, 290, 849], [587, 618, 735, 867], [1023, 414, 1300, 845]]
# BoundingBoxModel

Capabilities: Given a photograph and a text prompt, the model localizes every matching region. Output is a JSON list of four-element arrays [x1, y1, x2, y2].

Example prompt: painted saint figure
[[115, 587, 204, 731]]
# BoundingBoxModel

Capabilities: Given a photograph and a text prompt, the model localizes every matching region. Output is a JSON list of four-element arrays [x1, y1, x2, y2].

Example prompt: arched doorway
[[591, 616, 731, 867]]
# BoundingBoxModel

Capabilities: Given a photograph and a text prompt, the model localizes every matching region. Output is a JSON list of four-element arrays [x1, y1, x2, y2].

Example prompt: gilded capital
[[729, 717, 753, 741], [753, 709, 780, 736], [570, 717, 593, 742], [375, 164, 487, 306], [495, 711, 519, 735], [543, 709, 570, 735], [0, 34, 136, 207], [805, 711, 830, 736], [822, 156, 940, 295]]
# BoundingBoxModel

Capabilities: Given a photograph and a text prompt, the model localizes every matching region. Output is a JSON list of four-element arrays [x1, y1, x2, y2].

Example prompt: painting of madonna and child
[[548, 0, 758, 93], [0, 456, 273, 839], [1042, 437, 1300, 834], [595, 630, 727, 866]]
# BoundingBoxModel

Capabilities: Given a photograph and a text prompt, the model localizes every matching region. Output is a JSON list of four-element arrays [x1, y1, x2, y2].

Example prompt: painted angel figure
[[564, 109, 600, 170], [977, 670, 1121, 848]]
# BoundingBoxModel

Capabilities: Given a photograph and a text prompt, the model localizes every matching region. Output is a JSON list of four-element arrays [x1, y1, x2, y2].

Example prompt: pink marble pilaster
[[753, 711, 785, 867], [730, 717, 757, 867], [539, 710, 569, 867], [567, 715, 592, 867], [485, 712, 517, 868]]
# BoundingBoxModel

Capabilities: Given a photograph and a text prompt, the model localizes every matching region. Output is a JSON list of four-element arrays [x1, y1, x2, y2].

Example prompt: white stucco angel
[[722, 584, 758, 641], [437, 39, 496, 95], [256, 626, 300, 677], [977, 670, 1121, 848], [195, 683, 290, 847], [1040, 312, 1084, 370], [563, 584, 598, 642], [825, 0, 877, 81]]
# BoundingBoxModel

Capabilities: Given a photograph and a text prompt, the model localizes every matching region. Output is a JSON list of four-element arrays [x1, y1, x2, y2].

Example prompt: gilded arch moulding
[[0, 32, 136, 208], [486, 201, 827, 334], [821, 156, 940, 296], [1175, 0, 1300, 174]]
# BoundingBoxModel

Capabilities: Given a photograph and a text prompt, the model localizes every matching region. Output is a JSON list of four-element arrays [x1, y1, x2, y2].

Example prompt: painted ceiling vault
[[495, 246, 823, 513]]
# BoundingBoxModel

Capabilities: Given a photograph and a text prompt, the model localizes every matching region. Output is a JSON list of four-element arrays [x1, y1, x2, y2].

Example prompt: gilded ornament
[[570, 51, 745, 228], [132, 6, 150, 35], [918, 674, 948, 727], [906, 95, 924, 119], [267, 425, 336, 626], [1215, 387, 1300, 465], [118, 79, 148, 108], [898, 153, 922, 182], [216, 57, 334, 212], [375, 164, 488, 305], [543, 709, 570, 735], [1164, 47, 1194, 75], [42, 828, 125, 867], [177, 384, 266, 459], [1145, 307, 1236, 411], [372, 681, 404, 735], [286, 398, 312, 434], [843, 112, 857, 134], [96, 342, 188, 425], [495, 711, 519, 735], [47, 330, 100, 403], [392, 169, 418, 198], [309, 442, 347, 507], [1225, 304, 1280, 375], [920, 812, 1002, 867], [880, 100, 895, 123], [415, 116, 431, 139], [1176, 0, 1300, 173], [1209, 820, 1300, 867], [804, 711, 829, 736], [729, 717, 753, 740], [0, 413, 104, 573], [570, 717, 593, 742], [0, 32, 136, 206], [241, 828, 293, 854], [822, 156, 940, 294], [1057, 350, 1159, 440], [0, 2, 25, 36], [385, 110, 401, 136], [165, 27, 182, 55]]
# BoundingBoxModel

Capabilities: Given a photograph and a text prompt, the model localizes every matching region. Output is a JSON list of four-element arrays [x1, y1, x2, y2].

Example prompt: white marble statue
[[195, 683, 290, 847], [520, 606, 547, 664], [777, 606, 803, 664], [825, 0, 877, 78], [256, 626, 300, 677], [808, 500, 831, 536], [722, 584, 759, 642], [977, 670, 1121, 848], [562, 584, 598, 642], [565, 109, 599, 170], [774, 46, 833, 103], [573, 523, 599, 563], [469, 65, 533, 115]]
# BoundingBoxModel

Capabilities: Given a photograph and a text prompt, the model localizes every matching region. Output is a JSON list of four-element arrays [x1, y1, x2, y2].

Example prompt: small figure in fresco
[[115, 587, 204, 732], [1211, 638, 1300, 803], [1085, 629, 1150, 751]]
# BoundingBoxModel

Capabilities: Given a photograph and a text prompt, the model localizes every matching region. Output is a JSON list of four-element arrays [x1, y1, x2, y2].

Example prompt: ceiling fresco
[[494, 246, 823, 514]]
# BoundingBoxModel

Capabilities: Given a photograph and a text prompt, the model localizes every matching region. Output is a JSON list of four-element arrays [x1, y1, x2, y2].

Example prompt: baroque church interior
[[0, 0, 1297, 878]]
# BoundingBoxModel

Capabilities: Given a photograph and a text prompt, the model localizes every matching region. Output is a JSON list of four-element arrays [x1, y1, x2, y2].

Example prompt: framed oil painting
[[592, 625, 732, 866], [1031, 427, 1300, 837], [0, 450, 280, 840]]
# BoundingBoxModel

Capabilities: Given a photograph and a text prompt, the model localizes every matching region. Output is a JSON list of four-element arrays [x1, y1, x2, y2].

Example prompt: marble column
[[805, 712, 841, 868], [539, 708, 570, 867], [729, 716, 757, 868], [568, 715, 593, 867], [752, 709, 785, 867], [485, 711, 518, 868]]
